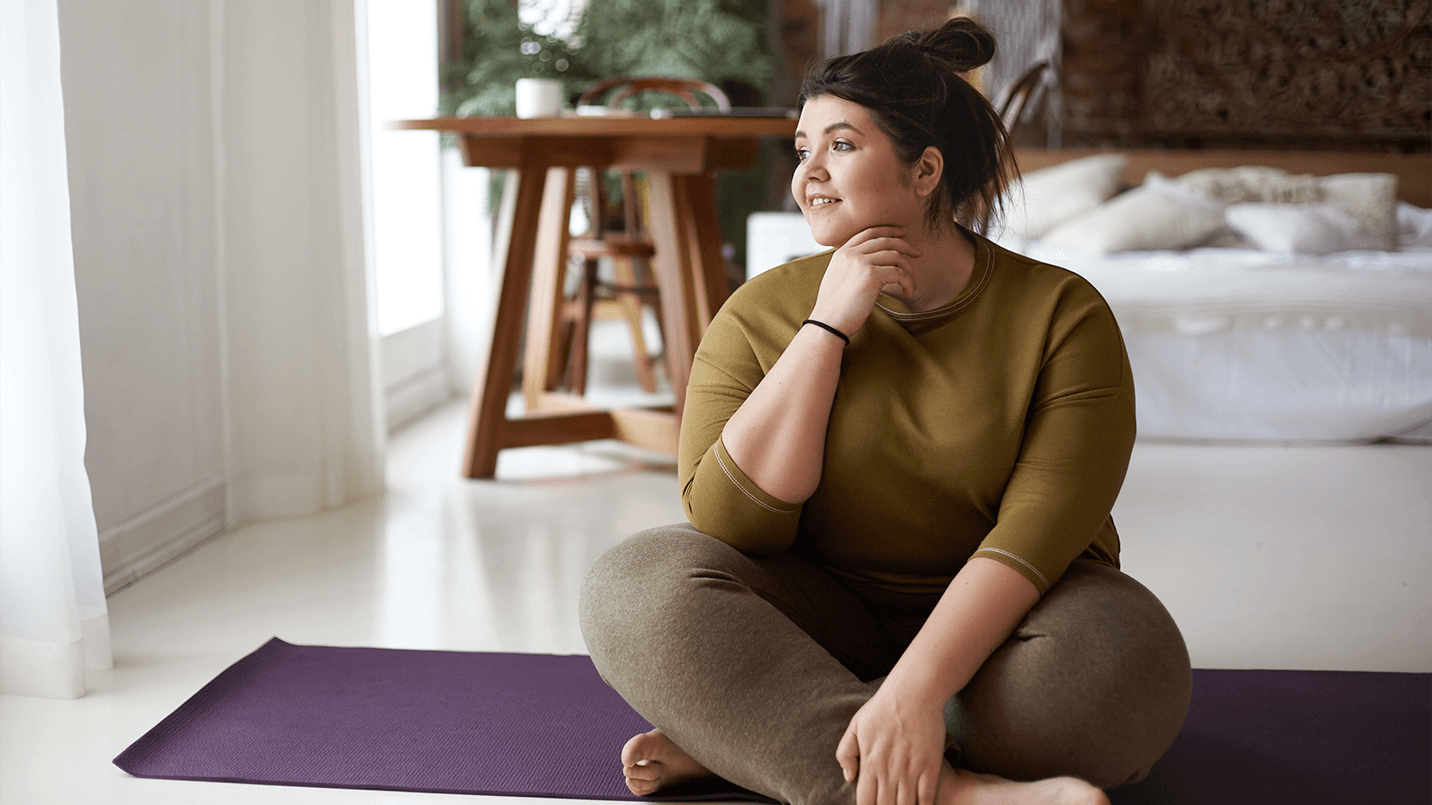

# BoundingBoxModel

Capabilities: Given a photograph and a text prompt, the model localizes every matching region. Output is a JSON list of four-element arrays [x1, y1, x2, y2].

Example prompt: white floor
[[4, 334, 1430, 804]]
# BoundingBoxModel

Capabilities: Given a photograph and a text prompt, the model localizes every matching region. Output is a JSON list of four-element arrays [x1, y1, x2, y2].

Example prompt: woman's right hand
[[809, 226, 922, 338]]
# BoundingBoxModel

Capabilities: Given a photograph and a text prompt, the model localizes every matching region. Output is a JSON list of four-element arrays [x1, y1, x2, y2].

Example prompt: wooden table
[[394, 115, 796, 478]]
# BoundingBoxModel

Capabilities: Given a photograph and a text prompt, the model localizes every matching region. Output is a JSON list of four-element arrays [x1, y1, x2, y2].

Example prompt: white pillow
[[1317, 173, 1399, 250], [995, 154, 1128, 241], [1039, 173, 1227, 253], [1397, 202, 1432, 249], [1225, 203, 1384, 255], [1172, 166, 1321, 204], [1170, 167, 1399, 251]]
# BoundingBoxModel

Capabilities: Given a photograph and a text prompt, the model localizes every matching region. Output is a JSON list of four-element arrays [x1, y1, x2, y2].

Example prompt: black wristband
[[802, 318, 851, 346]]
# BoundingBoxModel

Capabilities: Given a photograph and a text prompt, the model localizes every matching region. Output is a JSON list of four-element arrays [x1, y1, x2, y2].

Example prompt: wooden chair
[[978, 61, 1051, 234], [993, 61, 1050, 134], [555, 77, 731, 395]]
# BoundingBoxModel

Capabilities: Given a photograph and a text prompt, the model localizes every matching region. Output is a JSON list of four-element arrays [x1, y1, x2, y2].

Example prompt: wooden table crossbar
[[394, 114, 797, 477]]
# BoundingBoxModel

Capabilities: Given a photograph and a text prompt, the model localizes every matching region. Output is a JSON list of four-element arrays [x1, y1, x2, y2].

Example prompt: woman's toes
[[624, 760, 661, 781], [625, 776, 660, 796], [616, 728, 712, 795], [621, 731, 663, 767]]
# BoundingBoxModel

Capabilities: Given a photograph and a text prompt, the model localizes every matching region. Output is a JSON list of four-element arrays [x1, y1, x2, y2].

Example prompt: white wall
[[59, 0, 227, 591], [59, 0, 378, 592], [439, 143, 495, 403]]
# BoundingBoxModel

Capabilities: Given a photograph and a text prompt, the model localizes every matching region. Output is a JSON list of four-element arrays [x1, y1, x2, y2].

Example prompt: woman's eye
[[795, 147, 811, 162], [832, 141, 853, 152]]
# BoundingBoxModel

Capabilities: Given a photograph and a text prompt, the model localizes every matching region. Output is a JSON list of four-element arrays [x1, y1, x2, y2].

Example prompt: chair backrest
[[972, 63, 1051, 236], [993, 61, 1049, 133], [579, 77, 731, 112], [574, 78, 731, 240]]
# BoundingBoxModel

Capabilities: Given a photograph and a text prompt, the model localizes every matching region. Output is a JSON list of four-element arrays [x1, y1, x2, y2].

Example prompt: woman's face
[[791, 94, 927, 248]]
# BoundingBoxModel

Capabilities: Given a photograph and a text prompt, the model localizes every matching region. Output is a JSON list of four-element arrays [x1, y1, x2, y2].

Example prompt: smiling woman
[[796, 23, 1015, 239], [793, 99, 930, 250], [581, 16, 1191, 805], [792, 96, 964, 321]]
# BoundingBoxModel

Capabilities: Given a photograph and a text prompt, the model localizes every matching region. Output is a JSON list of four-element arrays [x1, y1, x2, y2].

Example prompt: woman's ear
[[912, 146, 944, 198]]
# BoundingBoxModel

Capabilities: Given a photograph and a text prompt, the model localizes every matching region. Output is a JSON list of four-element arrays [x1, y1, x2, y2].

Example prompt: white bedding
[[1008, 242, 1432, 444], [1013, 243, 1432, 337]]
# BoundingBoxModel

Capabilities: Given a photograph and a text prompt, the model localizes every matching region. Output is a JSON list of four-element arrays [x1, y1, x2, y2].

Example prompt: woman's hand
[[835, 686, 947, 805], [809, 226, 922, 338], [835, 559, 1040, 804]]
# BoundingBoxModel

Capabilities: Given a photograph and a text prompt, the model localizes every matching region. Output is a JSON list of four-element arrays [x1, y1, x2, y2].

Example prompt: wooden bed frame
[[1013, 149, 1432, 209]]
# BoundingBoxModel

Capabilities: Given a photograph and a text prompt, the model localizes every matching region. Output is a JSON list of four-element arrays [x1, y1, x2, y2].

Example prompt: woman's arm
[[721, 226, 919, 504], [836, 558, 1039, 803], [679, 227, 920, 551], [718, 324, 843, 503], [879, 557, 1039, 708]]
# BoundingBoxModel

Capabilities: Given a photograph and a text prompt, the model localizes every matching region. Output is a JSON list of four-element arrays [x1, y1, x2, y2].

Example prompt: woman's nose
[[797, 155, 827, 182]]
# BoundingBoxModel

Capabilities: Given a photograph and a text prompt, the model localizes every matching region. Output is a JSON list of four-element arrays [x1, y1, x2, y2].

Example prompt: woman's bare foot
[[620, 728, 713, 796], [938, 761, 1109, 805]]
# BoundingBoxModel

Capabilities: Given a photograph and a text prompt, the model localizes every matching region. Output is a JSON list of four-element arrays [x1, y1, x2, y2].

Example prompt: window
[[367, 0, 444, 337]]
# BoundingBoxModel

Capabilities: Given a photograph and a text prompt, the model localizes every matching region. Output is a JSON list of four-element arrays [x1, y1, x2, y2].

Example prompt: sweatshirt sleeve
[[971, 284, 1137, 595], [677, 300, 804, 555]]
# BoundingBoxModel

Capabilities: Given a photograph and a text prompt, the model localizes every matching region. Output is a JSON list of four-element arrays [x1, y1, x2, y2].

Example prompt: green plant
[[439, 0, 594, 118], [440, 0, 772, 117], [574, 0, 771, 94]]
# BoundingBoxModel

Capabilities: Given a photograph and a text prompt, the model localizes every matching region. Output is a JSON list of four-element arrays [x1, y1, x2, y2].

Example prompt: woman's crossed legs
[[579, 524, 1190, 805]]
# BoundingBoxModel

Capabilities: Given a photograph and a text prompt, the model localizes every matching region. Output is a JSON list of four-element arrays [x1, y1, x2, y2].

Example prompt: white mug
[[515, 78, 563, 118]]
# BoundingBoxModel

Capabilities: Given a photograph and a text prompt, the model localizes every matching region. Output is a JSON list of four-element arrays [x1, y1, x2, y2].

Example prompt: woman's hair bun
[[901, 16, 996, 73]]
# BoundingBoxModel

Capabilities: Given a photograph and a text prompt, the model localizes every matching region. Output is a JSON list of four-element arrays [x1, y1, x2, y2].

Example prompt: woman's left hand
[[835, 687, 947, 805]]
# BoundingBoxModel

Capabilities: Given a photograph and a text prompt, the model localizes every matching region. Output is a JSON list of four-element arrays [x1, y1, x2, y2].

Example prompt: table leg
[[643, 171, 698, 415], [461, 165, 548, 479], [645, 171, 731, 416], [521, 167, 576, 409], [677, 172, 732, 331]]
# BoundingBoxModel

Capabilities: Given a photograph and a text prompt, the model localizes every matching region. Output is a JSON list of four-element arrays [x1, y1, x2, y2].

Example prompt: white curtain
[[1, 0, 383, 700], [215, 0, 385, 525], [0, 0, 113, 699]]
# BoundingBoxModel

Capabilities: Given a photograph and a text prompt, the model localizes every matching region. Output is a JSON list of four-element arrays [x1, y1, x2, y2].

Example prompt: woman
[[580, 17, 1191, 805]]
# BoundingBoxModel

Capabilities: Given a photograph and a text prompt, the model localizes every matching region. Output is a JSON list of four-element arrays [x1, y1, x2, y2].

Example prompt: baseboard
[[387, 365, 456, 432], [99, 476, 227, 594]]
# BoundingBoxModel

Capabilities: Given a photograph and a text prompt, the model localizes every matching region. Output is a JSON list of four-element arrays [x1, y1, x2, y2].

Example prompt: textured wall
[[1062, 0, 1431, 151], [866, 0, 1430, 150], [876, 0, 958, 44]]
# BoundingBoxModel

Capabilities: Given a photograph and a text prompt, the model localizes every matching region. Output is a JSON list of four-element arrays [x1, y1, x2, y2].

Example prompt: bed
[[747, 149, 1432, 444]]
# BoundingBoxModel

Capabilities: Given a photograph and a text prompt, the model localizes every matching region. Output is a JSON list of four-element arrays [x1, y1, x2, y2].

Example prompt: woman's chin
[[806, 222, 855, 249]]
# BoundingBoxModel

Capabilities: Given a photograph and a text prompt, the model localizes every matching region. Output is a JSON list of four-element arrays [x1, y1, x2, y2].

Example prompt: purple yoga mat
[[1111, 668, 1431, 805], [114, 638, 771, 801], [117, 639, 1430, 803]]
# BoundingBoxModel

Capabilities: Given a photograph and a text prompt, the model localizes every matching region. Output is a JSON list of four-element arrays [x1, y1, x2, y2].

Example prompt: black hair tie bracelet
[[802, 319, 851, 346]]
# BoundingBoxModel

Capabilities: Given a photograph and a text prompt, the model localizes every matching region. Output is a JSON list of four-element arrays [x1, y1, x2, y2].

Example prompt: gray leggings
[[579, 523, 1192, 804]]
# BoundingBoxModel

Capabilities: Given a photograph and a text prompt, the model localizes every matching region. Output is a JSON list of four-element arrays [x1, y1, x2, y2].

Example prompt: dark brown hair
[[798, 17, 1017, 235]]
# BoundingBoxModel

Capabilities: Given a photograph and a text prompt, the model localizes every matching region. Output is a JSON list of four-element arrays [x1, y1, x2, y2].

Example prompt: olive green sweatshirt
[[678, 232, 1135, 597]]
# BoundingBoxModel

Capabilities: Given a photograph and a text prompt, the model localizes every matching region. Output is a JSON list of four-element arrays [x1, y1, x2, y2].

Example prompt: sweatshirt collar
[[875, 226, 993, 334]]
